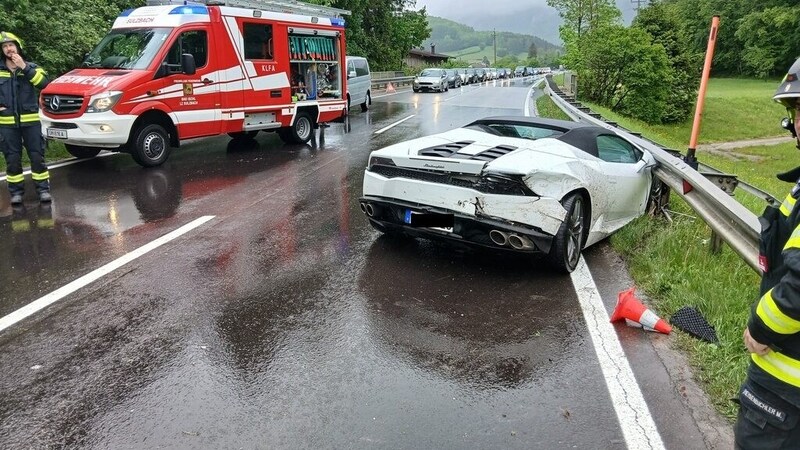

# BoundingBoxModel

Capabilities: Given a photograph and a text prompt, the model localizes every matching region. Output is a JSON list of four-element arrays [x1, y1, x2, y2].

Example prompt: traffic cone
[[610, 287, 671, 334], [386, 82, 396, 94]]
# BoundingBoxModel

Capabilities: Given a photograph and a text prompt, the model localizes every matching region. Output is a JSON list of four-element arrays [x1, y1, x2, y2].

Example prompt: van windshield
[[82, 28, 171, 70]]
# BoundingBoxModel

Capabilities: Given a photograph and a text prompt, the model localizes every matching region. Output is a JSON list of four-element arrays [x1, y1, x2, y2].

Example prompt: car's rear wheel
[[547, 193, 587, 273]]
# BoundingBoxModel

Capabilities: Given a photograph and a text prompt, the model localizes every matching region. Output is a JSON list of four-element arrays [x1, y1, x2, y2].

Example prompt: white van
[[346, 56, 372, 113]]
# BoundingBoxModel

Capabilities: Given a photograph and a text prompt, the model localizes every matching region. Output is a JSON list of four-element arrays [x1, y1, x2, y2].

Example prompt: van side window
[[166, 30, 208, 68], [354, 59, 369, 77], [243, 23, 273, 60]]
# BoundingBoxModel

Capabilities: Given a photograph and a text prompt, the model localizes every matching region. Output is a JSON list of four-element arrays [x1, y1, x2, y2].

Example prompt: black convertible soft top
[[465, 116, 622, 158]]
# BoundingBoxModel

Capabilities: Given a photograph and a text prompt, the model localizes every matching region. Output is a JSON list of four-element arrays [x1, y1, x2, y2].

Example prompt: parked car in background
[[466, 68, 478, 84], [514, 66, 527, 77], [359, 116, 656, 273], [444, 69, 462, 88], [346, 56, 372, 113], [474, 68, 487, 82], [412, 68, 449, 93]]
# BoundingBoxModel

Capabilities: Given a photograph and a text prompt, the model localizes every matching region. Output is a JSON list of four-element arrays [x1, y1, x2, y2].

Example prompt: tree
[[735, 6, 800, 78], [633, 1, 701, 122], [528, 42, 538, 59], [578, 25, 671, 123], [546, 0, 621, 41], [0, 0, 143, 76]]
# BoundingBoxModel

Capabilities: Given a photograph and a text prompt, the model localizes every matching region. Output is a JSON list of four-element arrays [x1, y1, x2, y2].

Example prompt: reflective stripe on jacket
[[0, 60, 48, 127], [751, 182, 800, 404]]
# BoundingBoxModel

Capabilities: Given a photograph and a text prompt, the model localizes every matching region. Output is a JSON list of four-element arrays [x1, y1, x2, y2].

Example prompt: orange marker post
[[685, 15, 720, 170]]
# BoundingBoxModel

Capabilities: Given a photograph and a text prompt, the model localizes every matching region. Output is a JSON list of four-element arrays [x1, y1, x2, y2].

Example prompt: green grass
[[448, 45, 527, 65], [541, 77, 799, 420], [536, 94, 571, 121]]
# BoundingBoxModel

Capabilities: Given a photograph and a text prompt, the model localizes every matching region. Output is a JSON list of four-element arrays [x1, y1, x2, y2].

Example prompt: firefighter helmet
[[774, 58, 800, 111], [0, 31, 22, 52]]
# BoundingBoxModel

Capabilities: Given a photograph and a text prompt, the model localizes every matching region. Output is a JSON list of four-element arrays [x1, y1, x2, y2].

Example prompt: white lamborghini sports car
[[360, 116, 656, 272]]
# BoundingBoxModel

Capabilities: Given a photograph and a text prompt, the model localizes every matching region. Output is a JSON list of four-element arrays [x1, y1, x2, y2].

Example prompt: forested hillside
[[427, 16, 561, 58]]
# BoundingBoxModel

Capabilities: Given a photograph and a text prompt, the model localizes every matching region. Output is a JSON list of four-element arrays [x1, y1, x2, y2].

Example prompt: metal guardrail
[[370, 75, 415, 91], [543, 76, 763, 272]]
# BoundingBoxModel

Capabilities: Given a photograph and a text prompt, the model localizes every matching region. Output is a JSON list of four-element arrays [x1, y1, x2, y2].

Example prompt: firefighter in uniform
[[735, 57, 800, 448], [0, 31, 50, 204]]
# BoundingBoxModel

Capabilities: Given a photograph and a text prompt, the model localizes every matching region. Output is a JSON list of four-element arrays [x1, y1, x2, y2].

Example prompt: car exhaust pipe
[[508, 233, 534, 250], [359, 202, 367, 214], [365, 203, 381, 217], [489, 230, 509, 246]]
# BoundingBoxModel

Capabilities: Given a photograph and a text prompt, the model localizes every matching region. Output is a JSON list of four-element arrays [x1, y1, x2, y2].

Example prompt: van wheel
[[346, 95, 351, 115], [131, 124, 170, 167], [228, 131, 258, 139], [287, 111, 313, 144], [65, 144, 101, 159], [361, 91, 371, 112]]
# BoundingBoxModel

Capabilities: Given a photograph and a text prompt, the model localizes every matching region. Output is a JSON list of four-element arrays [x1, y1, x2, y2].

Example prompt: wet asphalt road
[[0, 78, 732, 448]]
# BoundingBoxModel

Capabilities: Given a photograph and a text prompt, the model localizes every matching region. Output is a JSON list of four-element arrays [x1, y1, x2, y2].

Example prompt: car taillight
[[368, 156, 396, 170]]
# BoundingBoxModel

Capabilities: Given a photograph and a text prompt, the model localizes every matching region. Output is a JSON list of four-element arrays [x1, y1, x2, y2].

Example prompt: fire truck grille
[[42, 94, 84, 115]]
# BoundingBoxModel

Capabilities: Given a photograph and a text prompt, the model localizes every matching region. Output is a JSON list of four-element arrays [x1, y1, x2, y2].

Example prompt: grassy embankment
[[448, 45, 527, 65], [540, 77, 793, 419]]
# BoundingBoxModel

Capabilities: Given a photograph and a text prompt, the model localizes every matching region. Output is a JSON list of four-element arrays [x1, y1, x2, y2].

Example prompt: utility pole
[[493, 29, 497, 66], [631, 0, 648, 12]]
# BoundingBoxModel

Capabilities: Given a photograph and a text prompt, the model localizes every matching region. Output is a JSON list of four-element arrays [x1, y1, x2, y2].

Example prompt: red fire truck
[[39, 0, 350, 167]]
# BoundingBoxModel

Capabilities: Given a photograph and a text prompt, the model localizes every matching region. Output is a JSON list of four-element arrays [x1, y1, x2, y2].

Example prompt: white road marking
[[571, 258, 666, 450], [0, 215, 216, 334], [0, 152, 116, 182], [374, 114, 416, 135]]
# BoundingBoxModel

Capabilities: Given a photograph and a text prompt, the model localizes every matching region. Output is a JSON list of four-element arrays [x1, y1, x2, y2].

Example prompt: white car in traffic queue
[[412, 68, 449, 93], [359, 116, 657, 272]]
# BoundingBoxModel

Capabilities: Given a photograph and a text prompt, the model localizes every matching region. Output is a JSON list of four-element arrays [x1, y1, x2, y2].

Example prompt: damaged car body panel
[[360, 116, 655, 272]]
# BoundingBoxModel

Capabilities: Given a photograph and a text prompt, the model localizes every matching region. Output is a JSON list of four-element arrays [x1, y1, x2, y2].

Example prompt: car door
[[157, 27, 221, 139], [593, 134, 652, 225]]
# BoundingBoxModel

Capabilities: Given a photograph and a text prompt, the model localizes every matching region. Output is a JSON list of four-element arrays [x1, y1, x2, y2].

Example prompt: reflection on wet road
[[0, 78, 703, 448]]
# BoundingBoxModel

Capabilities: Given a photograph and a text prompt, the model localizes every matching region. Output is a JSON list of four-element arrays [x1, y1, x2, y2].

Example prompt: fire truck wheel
[[65, 144, 101, 159], [288, 111, 314, 144], [131, 124, 170, 167], [228, 131, 259, 140], [361, 92, 370, 112]]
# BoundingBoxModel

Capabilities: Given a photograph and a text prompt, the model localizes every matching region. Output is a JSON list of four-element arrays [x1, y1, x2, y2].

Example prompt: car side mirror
[[635, 157, 657, 173], [181, 53, 196, 75], [348, 70, 356, 79]]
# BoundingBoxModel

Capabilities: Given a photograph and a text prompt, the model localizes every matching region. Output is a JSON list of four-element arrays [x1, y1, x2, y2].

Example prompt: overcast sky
[[413, 0, 637, 45]]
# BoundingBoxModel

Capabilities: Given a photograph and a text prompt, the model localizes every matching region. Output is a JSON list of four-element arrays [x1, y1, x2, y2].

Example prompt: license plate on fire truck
[[46, 128, 67, 139]]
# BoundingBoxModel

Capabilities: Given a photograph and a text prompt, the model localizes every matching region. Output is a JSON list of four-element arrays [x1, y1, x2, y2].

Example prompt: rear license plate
[[404, 209, 454, 228], [46, 128, 67, 139]]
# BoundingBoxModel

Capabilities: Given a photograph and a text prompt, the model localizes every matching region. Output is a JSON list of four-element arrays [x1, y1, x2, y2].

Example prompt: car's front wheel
[[130, 123, 170, 167], [361, 91, 370, 112], [547, 193, 587, 273]]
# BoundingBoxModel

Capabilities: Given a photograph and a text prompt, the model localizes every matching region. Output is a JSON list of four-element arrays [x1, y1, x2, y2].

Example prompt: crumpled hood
[[45, 69, 146, 96]]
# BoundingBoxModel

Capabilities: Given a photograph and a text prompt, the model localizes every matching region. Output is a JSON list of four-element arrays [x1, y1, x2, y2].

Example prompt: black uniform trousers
[[0, 124, 49, 195]]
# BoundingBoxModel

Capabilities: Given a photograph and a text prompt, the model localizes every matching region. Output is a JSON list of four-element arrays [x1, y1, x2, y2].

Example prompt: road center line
[[0, 215, 216, 334], [374, 114, 415, 134], [570, 258, 666, 450]]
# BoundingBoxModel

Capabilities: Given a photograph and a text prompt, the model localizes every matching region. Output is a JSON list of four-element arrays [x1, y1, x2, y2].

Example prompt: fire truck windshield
[[82, 28, 171, 70]]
